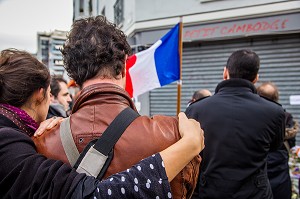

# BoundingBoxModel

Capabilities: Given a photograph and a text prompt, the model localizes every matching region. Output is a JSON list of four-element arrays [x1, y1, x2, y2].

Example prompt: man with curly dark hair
[[62, 16, 131, 87], [34, 16, 201, 199]]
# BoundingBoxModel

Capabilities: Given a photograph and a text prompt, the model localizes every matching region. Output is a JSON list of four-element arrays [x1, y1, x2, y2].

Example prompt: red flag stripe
[[125, 55, 137, 97]]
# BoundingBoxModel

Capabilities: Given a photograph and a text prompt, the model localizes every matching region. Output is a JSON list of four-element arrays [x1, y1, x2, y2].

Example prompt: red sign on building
[[183, 13, 299, 41]]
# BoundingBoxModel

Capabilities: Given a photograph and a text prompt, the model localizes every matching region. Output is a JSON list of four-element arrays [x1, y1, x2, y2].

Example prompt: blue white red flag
[[126, 24, 180, 97]]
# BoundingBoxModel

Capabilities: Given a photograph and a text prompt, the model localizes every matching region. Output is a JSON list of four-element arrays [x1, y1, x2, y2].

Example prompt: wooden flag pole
[[176, 17, 183, 115]]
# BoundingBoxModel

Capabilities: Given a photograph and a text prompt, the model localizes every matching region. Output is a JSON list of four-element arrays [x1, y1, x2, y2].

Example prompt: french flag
[[126, 24, 180, 98]]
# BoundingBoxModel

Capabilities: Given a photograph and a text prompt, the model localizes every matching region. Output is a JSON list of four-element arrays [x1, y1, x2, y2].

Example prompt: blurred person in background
[[257, 81, 299, 199], [47, 75, 72, 118], [187, 89, 212, 107]]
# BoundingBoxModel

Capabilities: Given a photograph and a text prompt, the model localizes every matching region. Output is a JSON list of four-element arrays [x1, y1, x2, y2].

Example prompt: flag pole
[[177, 17, 183, 115]]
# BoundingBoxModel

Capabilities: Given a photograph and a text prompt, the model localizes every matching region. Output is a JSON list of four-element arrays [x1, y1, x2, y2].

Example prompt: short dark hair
[[0, 49, 50, 107], [50, 76, 67, 98], [257, 82, 279, 102], [62, 15, 132, 87], [226, 49, 260, 82]]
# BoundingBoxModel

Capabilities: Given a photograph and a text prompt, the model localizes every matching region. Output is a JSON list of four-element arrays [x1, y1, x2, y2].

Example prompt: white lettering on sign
[[290, 95, 300, 105]]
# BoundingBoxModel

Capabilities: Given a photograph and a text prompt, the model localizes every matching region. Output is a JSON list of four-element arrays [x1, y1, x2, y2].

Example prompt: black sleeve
[[287, 137, 296, 148], [0, 129, 172, 199], [285, 111, 294, 128], [185, 103, 198, 120], [285, 111, 297, 148], [0, 128, 85, 199], [270, 108, 285, 151]]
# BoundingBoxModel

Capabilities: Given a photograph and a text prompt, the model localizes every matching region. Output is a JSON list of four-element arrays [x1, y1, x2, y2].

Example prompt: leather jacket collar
[[72, 83, 137, 113]]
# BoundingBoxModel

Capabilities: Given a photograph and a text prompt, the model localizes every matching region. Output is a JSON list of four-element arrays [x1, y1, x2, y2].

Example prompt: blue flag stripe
[[154, 23, 180, 86]]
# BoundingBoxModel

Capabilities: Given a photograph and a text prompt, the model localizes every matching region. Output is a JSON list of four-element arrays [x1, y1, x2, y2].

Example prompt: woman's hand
[[34, 117, 63, 137], [178, 112, 205, 154], [159, 112, 205, 181]]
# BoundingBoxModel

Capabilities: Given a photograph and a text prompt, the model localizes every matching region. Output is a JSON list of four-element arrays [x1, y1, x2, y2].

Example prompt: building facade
[[73, 0, 300, 128], [37, 30, 67, 75]]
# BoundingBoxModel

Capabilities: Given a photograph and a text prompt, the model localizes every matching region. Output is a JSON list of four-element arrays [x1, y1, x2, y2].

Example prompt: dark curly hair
[[0, 49, 50, 107], [62, 16, 132, 87]]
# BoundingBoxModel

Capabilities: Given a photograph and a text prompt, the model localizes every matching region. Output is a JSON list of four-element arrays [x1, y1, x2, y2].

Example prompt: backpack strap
[[60, 107, 139, 178], [75, 107, 139, 177], [93, 107, 139, 155], [60, 117, 80, 166]]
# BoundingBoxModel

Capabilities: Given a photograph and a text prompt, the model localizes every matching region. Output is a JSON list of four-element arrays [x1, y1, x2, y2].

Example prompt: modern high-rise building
[[37, 30, 67, 75], [73, 0, 300, 126]]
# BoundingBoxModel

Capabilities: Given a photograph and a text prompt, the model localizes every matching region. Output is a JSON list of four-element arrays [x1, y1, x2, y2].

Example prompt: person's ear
[[223, 67, 229, 80], [122, 66, 126, 78], [252, 74, 259, 84], [34, 88, 46, 105], [122, 54, 128, 78]]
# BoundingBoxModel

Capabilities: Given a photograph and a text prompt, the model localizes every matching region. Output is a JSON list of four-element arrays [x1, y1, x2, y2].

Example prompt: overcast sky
[[0, 0, 73, 53]]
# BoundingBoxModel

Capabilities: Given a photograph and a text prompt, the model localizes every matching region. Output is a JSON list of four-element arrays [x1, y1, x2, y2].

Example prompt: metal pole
[[177, 17, 183, 115]]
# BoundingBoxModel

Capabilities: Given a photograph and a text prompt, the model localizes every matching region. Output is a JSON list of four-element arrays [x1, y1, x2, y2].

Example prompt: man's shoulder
[[134, 115, 179, 137], [187, 95, 217, 110], [139, 114, 178, 126], [258, 95, 284, 112], [256, 96, 285, 121]]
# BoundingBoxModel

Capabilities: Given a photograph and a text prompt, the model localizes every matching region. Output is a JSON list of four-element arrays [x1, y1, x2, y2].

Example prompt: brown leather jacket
[[34, 83, 201, 199]]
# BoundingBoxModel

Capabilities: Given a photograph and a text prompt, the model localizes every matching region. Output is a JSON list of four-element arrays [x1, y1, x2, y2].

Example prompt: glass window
[[53, 59, 64, 66], [114, 0, 123, 25], [42, 49, 48, 56], [41, 40, 49, 45], [53, 45, 63, 51], [101, 7, 105, 16], [80, 0, 84, 12], [89, 0, 93, 15]]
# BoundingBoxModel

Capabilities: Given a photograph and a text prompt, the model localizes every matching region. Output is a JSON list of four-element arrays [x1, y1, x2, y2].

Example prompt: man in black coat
[[257, 82, 295, 199], [186, 49, 285, 199]]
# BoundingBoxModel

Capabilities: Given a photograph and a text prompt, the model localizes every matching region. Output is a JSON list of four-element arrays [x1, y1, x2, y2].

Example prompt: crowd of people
[[0, 15, 299, 199], [0, 48, 203, 198]]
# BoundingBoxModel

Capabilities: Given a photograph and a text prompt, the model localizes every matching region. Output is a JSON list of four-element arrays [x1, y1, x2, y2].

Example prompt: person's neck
[[20, 104, 36, 121], [82, 77, 125, 90]]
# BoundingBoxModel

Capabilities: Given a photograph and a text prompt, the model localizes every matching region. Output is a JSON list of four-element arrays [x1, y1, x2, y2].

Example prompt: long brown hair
[[0, 49, 51, 107]]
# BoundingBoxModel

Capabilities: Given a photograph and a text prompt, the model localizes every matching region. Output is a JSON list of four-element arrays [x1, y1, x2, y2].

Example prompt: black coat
[[0, 114, 85, 198], [186, 79, 285, 199], [267, 111, 295, 199]]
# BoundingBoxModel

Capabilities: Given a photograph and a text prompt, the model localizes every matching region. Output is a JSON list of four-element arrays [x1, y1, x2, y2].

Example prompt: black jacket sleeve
[[269, 108, 286, 151], [0, 128, 173, 199], [0, 127, 85, 199]]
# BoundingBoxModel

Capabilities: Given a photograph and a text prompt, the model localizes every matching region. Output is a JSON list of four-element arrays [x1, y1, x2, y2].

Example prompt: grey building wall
[[73, 0, 300, 36], [134, 0, 293, 22]]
